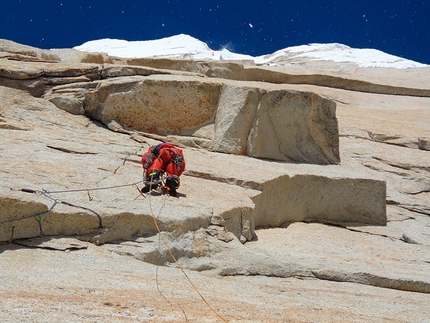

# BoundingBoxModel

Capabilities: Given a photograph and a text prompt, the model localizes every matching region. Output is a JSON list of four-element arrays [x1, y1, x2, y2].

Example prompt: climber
[[141, 143, 186, 196]]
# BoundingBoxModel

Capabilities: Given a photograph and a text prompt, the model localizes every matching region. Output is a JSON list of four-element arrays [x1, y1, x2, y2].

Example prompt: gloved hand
[[147, 170, 160, 182], [142, 170, 161, 193]]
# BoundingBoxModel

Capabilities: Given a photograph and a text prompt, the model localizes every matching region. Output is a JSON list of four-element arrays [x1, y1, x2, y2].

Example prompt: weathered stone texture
[[252, 175, 387, 227], [1, 39, 430, 322], [44, 74, 340, 164], [87, 76, 222, 136]]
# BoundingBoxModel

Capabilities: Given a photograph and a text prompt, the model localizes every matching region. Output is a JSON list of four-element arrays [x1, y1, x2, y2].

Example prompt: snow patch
[[74, 34, 428, 69]]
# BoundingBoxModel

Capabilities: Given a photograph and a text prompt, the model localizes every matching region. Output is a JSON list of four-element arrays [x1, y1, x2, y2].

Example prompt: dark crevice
[[398, 205, 430, 217], [407, 189, 430, 196], [46, 145, 97, 154]]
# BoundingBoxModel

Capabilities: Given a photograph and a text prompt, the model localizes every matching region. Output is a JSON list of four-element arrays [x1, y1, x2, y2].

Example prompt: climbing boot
[[165, 176, 178, 197], [142, 170, 162, 193]]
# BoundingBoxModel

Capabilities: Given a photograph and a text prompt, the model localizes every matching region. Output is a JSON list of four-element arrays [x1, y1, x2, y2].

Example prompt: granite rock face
[[0, 85, 380, 243], [41, 73, 340, 164], [1, 39, 429, 322]]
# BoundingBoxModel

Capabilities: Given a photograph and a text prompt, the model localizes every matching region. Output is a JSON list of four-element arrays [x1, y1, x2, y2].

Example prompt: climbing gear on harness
[[143, 153, 154, 170], [167, 149, 183, 170], [174, 152, 183, 169]]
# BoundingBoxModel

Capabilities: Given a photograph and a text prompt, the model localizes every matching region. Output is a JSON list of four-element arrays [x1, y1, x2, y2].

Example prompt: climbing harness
[[169, 148, 184, 170], [143, 152, 154, 170]]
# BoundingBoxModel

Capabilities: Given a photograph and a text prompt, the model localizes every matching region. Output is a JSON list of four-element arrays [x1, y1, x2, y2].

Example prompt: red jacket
[[141, 143, 186, 180]]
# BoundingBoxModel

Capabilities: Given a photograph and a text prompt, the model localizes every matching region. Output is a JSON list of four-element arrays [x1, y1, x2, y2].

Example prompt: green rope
[[35, 213, 44, 236]]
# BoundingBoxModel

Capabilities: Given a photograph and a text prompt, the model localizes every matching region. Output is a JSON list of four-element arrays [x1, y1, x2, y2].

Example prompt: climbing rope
[[3, 188, 105, 230], [5, 179, 145, 228], [5, 179, 228, 322], [135, 185, 229, 323], [2, 189, 58, 239], [42, 180, 144, 194], [35, 213, 44, 236]]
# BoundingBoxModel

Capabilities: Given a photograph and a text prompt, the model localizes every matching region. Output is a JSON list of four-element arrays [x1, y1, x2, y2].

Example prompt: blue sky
[[2, 0, 429, 64]]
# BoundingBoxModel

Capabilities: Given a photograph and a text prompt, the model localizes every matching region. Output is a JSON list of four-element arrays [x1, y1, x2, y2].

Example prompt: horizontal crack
[[311, 270, 430, 294], [398, 205, 430, 217], [46, 145, 97, 155], [372, 156, 430, 172], [184, 170, 262, 190], [407, 189, 430, 196]]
